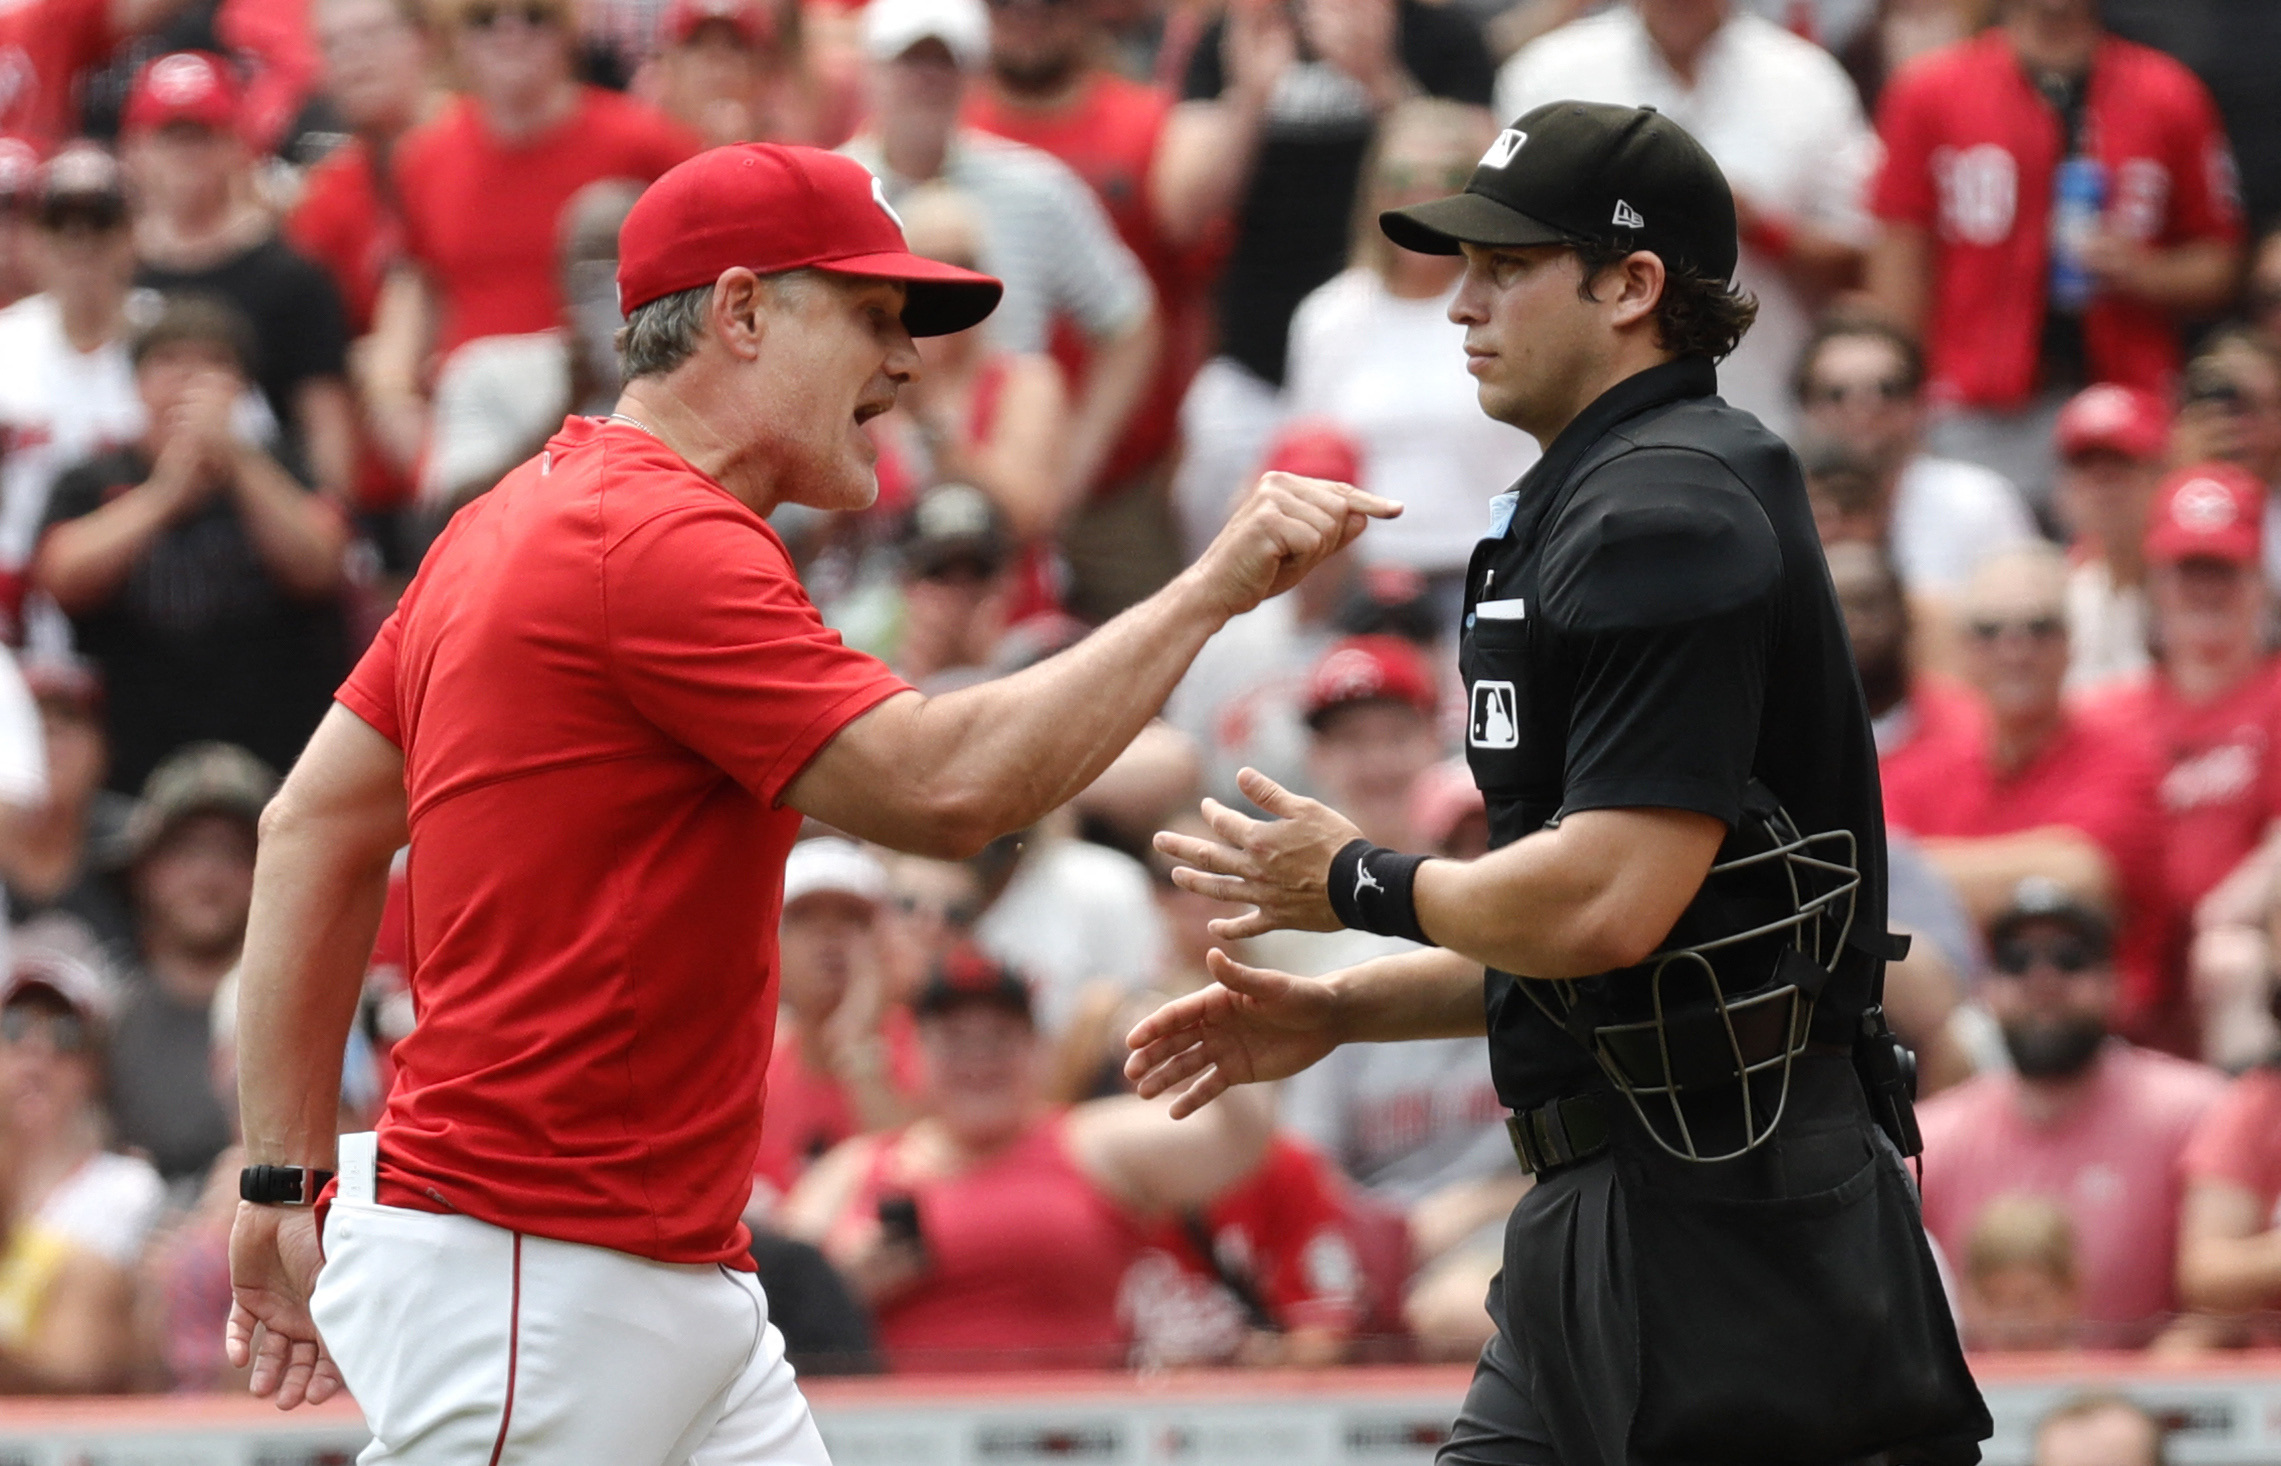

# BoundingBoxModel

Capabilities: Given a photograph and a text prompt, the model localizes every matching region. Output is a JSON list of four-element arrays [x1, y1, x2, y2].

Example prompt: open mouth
[[853, 399, 891, 427]]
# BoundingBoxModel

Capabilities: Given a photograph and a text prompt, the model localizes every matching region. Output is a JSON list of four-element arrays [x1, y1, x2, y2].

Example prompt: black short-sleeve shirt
[[1462, 357, 1889, 1112], [136, 235, 352, 450]]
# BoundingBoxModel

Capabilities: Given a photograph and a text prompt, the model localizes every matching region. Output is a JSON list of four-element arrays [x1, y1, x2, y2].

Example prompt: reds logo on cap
[[148, 52, 219, 104], [2172, 477, 2241, 531]]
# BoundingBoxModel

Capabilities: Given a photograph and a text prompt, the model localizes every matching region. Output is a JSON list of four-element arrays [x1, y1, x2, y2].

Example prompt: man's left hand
[[226, 1201, 342, 1410], [1155, 767, 1362, 939]]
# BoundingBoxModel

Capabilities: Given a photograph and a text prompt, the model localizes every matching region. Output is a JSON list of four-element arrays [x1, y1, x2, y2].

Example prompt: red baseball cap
[[1303, 634, 1437, 729], [615, 144, 1001, 336], [122, 52, 243, 136], [664, 0, 773, 47], [2145, 463, 2265, 567], [1260, 419, 1363, 485], [2055, 383, 2170, 463]]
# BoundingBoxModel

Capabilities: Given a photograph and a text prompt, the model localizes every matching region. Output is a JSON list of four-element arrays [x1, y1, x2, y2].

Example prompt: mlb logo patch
[[1470, 681, 1518, 749], [1480, 130, 1528, 170]]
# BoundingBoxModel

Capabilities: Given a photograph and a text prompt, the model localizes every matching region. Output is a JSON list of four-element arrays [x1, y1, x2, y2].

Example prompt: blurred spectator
[[1916, 878, 2223, 1346], [753, 839, 917, 1199], [0, 658, 135, 966], [967, 0, 1217, 620], [0, 0, 191, 147], [286, 0, 437, 340], [969, 806, 1162, 1038], [34, 297, 349, 793], [649, 0, 821, 146], [124, 53, 359, 504], [866, 185, 1068, 602], [1792, 317, 2036, 602], [1285, 99, 1537, 604], [1165, 422, 1364, 806], [2081, 466, 2277, 1053], [1961, 1193, 2080, 1351], [1885, 545, 2170, 1038], [1162, 0, 1492, 556], [0, 142, 42, 311], [2249, 225, 2281, 348], [845, 0, 1160, 610], [102, 743, 273, 1185], [2177, 983, 2281, 1327], [2166, 329, 2281, 594], [856, 482, 1021, 684], [0, 983, 138, 1394], [1834, 0, 1971, 106], [0, 955, 162, 1276], [417, 178, 642, 528], [2101, 0, 2281, 239], [364, 0, 696, 478], [1496, 0, 1876, 439], [1866, 0, 2243, 509], [0, 146, 144, 647], [2051, 383, 2170, 693], [2031, 1394, 2165, 1466], [1409, 757, 1486, 862], [1290, 635, 1442, 851], [781, 946, 1274, 1371]]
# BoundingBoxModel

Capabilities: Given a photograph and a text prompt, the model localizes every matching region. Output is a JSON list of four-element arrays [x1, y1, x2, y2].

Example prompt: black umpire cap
[[1380, 100, 1739, 284]]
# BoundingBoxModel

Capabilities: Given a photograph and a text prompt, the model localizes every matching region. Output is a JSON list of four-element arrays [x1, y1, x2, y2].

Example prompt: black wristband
[[1327, 838, 1433, 946], [239, 1165, 335, 1207]]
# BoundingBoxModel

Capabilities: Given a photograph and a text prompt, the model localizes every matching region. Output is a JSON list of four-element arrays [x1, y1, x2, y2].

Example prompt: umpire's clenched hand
[[1155, 767, 1364, 940], [1193, 471, 1401, 619]]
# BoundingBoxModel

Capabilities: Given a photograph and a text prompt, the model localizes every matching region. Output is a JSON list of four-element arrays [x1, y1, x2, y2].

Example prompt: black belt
[[1506, 1093, 1611, 1176]]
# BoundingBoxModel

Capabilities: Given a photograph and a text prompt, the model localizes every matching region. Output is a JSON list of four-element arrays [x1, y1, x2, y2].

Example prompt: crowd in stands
[[0, 0, 2280, 1419]]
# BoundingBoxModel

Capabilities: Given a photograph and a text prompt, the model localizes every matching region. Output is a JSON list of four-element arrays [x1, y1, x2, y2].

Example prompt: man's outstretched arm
[[228, 704, 408, 1408]]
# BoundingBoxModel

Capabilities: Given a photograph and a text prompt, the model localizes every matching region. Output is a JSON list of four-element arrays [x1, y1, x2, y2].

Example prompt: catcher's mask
[[1524, 782, 1861, 1163]]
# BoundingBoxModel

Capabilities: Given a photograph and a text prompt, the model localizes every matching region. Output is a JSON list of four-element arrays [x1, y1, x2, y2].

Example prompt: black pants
[[1437, 1058, 1987, 1466]]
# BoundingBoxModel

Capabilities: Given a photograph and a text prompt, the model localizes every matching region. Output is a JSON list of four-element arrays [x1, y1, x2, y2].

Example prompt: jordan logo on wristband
[[1354, 862, 1385, 900]]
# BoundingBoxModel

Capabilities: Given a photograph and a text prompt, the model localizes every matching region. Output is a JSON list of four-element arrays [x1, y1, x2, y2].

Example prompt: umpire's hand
[[1191, 471, 1401, 619], [1155, 766, 1364, 939]]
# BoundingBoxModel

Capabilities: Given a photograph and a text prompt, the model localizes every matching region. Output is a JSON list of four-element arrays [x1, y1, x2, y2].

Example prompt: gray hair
[[614, 269, 829, 382]]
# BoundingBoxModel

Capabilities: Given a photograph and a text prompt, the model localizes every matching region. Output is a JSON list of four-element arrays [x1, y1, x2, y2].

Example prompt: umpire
[[1129, 102, 1992, 1466]]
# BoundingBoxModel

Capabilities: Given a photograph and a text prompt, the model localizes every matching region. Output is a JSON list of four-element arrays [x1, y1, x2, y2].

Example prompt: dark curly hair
[[1571, 240, 1758, 363]]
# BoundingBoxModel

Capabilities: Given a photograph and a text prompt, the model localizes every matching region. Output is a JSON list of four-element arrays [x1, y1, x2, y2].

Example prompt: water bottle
[[2049, 154, 2107, 313]]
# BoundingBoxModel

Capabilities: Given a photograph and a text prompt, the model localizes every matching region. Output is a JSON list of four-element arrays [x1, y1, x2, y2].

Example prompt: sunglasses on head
[[0, 1006, 90, 1054], [462, 3, 560, 28], [1966, 615, 2065, 643], [1990, 937, 2101, 978]]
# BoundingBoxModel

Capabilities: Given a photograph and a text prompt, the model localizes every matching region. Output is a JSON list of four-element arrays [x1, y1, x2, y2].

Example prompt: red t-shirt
[[1142, 1135, 1365, 1336], [1877, 676, 1987, 823], [1882, 704, 2168, 1023], [0, 0, 117, 144], [2081, 661, 2281, 986], [966, 73, 1218, 486], [288, 138, 413, 510], [336, 417, 909, 1266], [391, 90, 698, 357], [837, 1114, 1147, 1370], [1870, 32, 2243, 410], [1917, 1041, 2223, 1343], [2182, 1065, 2281, 1223], [750, 1008, 921, 1195]]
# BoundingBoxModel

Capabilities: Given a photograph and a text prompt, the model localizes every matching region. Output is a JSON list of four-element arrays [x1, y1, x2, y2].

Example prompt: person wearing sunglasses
[[1916, 876, 2224, 1349], [1884, 543, 2170, 1045], [1792, 315, 2037, 606], [362, 0, 698, 482]]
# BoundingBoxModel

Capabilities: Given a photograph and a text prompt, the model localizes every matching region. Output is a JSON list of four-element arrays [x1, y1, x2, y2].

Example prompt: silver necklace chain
[[607, 411, 657, 438]]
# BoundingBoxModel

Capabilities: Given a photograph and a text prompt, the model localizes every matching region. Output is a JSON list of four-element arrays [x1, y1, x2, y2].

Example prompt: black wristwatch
[[239, 1165, 336, 1206]]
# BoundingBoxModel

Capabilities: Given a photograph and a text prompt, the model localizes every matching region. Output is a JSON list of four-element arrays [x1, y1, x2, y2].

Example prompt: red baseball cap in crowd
[[2054, 383, 2170, 463], [2144, 463, 2265, 567], [664, 0, 773, 48], [1260, 419, 1363, 485], [914, 943, 1033, 1022], [123, 52, 244, 135], [1303, 634, 1438, 730], [616, 144, 1001, 336]]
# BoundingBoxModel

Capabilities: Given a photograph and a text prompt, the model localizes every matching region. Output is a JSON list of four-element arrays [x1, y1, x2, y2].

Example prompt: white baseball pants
[[310, 1147, 830, 1465]]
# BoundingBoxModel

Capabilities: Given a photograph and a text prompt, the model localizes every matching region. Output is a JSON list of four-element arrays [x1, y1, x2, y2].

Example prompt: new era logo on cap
[[1612, 199, 1645, 229], [1481, 130, 1527, 170]]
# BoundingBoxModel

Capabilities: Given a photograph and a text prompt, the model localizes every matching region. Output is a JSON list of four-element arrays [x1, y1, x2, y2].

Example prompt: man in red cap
[[225, 142, 1395, 1458], [650, 0, 815, 145], [2052, 381, 2173, 691], [125, 52, 359, 506], [2083, 465, 2281, 1058]]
